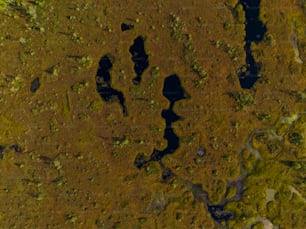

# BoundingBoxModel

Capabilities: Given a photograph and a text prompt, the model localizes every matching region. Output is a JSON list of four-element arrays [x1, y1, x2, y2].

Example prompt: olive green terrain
[[0, 0, 305, 228]]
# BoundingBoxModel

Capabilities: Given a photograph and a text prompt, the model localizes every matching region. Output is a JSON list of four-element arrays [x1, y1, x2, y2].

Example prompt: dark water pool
[[238, 0, 267, 89]]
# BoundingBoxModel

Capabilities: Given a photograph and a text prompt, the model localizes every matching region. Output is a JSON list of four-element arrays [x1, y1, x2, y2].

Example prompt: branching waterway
[[135, 101, 305, 228]]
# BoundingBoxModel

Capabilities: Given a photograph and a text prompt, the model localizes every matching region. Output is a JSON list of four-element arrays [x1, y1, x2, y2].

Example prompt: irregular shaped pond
[[96, 54, 128, 116], [121, 22, 134, 31], [129, 36, 149, 84], [30, 77, 40, 93], [238, 0, 267, 89], [134, 74, 188, 170]]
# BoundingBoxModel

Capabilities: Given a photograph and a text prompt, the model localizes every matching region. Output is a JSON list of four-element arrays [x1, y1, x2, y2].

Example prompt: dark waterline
[[238, 0, 266, 89], [95, 55, 128, 116]]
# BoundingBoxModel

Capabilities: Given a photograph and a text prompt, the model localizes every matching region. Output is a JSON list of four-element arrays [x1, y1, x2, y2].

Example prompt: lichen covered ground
[[0, 0, 305, 228]]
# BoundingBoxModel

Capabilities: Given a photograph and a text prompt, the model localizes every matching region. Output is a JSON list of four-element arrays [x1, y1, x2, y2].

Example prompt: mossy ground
[[0, 0, 304, 228]]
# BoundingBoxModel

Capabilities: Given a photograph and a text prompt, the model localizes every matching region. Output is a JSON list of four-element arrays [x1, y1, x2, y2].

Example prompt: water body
[[150, 75, 188, 162], [95, 55, 128, 116], [238, 0, 267, 89], [0, 144, 21, 159], [134, 74, 188, 169], [175, 176, 243, 228], [132, 85, 299, 228], [133, 74, 262, 226], [129, 36, 149, 84], [30, 77, 40, 93], [0, 145, 5, 159], [208, 205, 234, 222], [121, 22, 134, 31], [133, 74, 241, 226], [149, 74, 188, 161]]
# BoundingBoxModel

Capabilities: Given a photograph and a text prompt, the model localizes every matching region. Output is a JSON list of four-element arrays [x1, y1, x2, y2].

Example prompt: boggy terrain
[[0, 0, 305, 228]]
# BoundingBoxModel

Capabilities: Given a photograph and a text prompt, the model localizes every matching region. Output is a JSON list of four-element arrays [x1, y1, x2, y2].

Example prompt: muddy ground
[[0, 0, 305, 228]]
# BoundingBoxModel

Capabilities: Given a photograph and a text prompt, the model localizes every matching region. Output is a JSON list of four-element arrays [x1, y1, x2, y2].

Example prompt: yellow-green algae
[[0, 0, 304, 228], [226, 112, 306, 228]]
